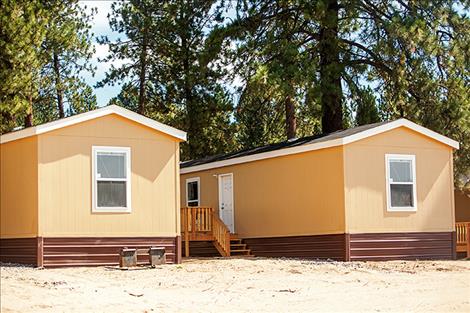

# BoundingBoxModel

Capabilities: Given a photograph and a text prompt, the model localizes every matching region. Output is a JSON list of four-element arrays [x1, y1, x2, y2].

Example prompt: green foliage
[[1, 0, 468, 188], [100, 0, 235, 160], [352, 86, 381, 126], [207, 0, 469, 184], [36, 0, 97, 121], [0, 0, 96, 133], [0, 0, 48, 132]]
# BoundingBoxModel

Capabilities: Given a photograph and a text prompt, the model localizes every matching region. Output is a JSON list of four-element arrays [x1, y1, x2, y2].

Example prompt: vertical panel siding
[[344, 127, 454, 233], [455, 191, 470, 222], [0, 137, 38, 238], [181, 147, 346, 238], [38, 114, 180, 237]]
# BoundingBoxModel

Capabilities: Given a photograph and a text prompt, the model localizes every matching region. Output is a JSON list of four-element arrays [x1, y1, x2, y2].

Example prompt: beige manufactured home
[[180, 119, 460, 260], [0, 105, 186, 267]]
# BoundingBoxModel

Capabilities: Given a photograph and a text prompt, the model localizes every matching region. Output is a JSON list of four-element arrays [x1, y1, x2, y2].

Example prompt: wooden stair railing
[[211, 213, 231, 257], [181, 207, 231, 257], [456, 222, 470, 258]]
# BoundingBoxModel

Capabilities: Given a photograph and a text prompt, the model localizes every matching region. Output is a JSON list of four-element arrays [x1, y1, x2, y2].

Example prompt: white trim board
[[180, 119, 459, 174], [0, 105, 187, 143], [385, 154, 418, 212], [92, 145, 132, 213]]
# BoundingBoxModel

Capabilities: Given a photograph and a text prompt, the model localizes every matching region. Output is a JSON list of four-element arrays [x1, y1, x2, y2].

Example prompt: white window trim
[[385, 154, 417, 212], [92, 146, 132, 213], [186, 177, 200, 207]]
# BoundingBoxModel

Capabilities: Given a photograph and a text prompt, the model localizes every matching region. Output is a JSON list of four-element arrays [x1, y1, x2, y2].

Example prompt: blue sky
[[78, 1, 240, 107], [79, 1, 124, 106]]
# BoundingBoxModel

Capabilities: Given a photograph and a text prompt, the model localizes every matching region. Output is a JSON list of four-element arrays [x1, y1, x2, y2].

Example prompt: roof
[[0, 105, 187, 143], [180, 118, 459, 174]]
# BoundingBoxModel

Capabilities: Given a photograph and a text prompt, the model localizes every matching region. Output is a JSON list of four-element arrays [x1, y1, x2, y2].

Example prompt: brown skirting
[[349, 232, 454, 261], [0, 237, 39, 265], [42, 237, 178, 267], [2, 236, 179, 267], [243, 234, 346, 261]]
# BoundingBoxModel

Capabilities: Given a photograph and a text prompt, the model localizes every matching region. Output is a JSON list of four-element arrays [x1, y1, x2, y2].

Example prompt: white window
[[385, 154, 417, 212], [186, 177, 200, 207], [92, 146, 131, 212]]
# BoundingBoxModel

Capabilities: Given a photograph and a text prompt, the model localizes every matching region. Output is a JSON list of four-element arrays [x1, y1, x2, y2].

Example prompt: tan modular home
[[0, 105, 186, 267], [180, 119, 460, 261]]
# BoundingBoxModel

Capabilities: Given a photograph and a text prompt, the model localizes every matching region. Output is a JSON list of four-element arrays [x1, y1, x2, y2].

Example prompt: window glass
[[188, 181, 198, 201], [97, 152, 126, 179], [187, 180, 199, 206], [93, 147, 130, 211], [389, 160, 412, 182], [390, 184, 414, 207], [97, 181, 127, 207]]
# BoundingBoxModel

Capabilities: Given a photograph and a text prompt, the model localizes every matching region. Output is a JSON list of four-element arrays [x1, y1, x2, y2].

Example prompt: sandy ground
[[1, 258, 469, 313]]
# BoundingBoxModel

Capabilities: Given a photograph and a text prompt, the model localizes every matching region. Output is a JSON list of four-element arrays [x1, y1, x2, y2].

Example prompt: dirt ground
[[1, 258, 469, 313]]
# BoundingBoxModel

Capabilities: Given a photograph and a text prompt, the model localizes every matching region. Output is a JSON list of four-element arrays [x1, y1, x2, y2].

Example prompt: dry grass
[[1, 258, 469, 312]]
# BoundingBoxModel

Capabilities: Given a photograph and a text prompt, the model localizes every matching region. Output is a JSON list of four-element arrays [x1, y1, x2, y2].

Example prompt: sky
[[78, 1, 124, 106]]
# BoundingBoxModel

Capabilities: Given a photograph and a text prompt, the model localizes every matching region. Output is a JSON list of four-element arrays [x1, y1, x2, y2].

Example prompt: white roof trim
[[180, 118, 459, 174], [0, 105, 187, 143]]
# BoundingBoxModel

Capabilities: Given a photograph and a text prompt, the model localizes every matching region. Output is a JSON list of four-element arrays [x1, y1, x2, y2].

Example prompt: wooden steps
[[181, 207, 253, 258], [182, 236, 254, 257], [229, 235, 253, 256]]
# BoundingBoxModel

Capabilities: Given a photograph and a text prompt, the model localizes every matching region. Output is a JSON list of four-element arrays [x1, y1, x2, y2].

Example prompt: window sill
[[387, 207, 417, 212], [92, 207, 132, 213]]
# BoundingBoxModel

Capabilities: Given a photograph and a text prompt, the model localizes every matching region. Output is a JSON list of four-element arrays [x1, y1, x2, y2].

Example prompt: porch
[[180, 207, 252, 257]]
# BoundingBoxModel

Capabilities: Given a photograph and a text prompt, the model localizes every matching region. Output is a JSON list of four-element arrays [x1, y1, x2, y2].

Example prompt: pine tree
[[0, 0, 49, 132], [0, 0, 97, 133], [207, 0, 469, 177], [100, 0, 236, 160], [38, 0, 97, 121]]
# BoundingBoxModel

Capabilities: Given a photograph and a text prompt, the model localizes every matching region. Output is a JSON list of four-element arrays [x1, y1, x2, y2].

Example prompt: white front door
[[218, 173, 234, 233]]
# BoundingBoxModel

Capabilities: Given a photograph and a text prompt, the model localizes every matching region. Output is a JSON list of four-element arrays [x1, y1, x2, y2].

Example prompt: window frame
[[186, 177, 200, 207], [385, 154, 417, 212], [92, 146, 132, 213]]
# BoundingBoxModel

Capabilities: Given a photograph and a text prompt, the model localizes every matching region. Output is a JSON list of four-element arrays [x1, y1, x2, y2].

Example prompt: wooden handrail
[[456, 222, 470, 258], [211, 212, 231, 257], [181, 207, 231, 257]]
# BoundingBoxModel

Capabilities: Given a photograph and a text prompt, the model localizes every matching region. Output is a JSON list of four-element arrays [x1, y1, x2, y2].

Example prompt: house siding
[[0, 137, 38, 238], [181, 146, 346, 238], [343, 127, 455, 234], [37, 114, 180, 238], [455, 191, 470, 222]]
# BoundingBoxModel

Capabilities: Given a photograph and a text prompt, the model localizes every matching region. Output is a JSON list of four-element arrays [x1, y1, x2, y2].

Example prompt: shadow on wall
[[39, 136, 174, 184]]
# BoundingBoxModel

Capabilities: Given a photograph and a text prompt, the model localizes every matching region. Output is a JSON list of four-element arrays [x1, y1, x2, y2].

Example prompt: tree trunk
[[285, 95, 296, 139], [319, 0, 343, 133], [53, 52, 65, 118], [24, 92, 33, 127], [138, 28, 148, 115]]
